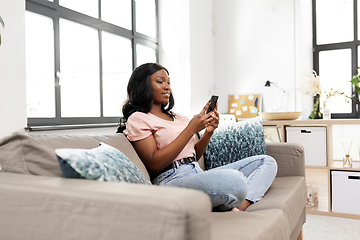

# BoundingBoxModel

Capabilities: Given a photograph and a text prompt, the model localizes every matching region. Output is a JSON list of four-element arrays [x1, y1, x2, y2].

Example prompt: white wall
[[189, 0, 215, 116], [159, 0, 313, 117], [158, 0, 192, 117], [213, 0, 297, 114], [0, 0, 27, 138], [296, 0, 314, 119], [159, 0, 215, 117]]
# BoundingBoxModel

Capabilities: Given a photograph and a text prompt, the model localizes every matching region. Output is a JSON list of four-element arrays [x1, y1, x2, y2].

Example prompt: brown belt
[[156, 156, 196, 177]]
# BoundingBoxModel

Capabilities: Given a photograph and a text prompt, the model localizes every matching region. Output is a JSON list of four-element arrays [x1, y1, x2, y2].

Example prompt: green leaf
[[0, 34, 2, 46]]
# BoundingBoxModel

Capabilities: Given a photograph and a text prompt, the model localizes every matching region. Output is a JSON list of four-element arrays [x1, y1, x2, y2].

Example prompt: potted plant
[[0, 16, 5, 46], [350, 67, 360, 104], [322, 69, 360, 117]]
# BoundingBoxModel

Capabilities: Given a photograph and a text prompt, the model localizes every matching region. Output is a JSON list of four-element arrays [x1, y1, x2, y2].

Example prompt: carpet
[[303, 214, 360, 240]]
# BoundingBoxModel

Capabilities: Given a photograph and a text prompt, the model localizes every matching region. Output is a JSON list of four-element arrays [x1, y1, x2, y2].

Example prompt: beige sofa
[[0, 132, 306, 240]]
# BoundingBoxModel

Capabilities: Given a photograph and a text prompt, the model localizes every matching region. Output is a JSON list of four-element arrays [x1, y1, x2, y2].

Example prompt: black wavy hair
[[117, 63, 175, 133]]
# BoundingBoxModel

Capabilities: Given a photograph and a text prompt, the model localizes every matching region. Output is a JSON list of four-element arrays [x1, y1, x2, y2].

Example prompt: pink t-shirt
[[124, 112, 196, 162]]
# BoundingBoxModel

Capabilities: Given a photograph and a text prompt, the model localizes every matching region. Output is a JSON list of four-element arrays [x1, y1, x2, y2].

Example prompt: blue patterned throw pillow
[[203, 116, 266, 170], [55, 142, 151, 185]]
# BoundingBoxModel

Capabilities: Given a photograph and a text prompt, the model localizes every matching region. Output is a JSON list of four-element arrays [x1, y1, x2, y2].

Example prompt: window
[[102, 32, 132, 117], [313, 0, 359, 118], [136, 43, 157, 67], [25, 11, 55, 118], [25, 0, 158, 128]]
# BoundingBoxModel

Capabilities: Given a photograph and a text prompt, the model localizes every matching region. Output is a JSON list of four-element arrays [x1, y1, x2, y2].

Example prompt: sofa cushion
[[246, 176, 307, 233], [203, 116, 266, 170], [211, 209, 289, 240], [0, 132, 150, 180], [56, 142, 151, 185]]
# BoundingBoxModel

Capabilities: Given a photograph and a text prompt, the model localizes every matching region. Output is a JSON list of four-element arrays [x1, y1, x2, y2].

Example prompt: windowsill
[[25, 123, 119, 132]]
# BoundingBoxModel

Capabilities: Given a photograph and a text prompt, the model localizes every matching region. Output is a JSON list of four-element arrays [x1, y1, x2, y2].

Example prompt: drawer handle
[[301, 130, 311, 134], [348, 176, 360, 180]]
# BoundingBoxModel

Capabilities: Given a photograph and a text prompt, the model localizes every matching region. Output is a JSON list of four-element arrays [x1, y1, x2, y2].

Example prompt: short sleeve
[[124, 113, 153, 141]]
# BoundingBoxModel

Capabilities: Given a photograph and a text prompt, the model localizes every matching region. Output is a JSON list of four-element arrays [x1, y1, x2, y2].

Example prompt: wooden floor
[[297, 230, 303, 240]]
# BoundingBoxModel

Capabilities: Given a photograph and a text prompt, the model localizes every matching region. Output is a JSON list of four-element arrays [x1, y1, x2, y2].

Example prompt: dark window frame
[[26, 0, 159, 129], [312, 0, 359, 118]]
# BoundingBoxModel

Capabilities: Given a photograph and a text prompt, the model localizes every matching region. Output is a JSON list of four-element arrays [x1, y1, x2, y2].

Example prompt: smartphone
[[206, 95, 219, 114]]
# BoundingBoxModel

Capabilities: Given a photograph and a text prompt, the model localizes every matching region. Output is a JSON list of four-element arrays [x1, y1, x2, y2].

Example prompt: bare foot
[[231, 207, 240, 212], [238, 200, 251, 211]]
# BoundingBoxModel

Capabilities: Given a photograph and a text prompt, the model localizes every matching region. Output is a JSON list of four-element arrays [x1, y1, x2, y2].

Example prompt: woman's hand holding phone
[[188, 96, 219, 134], [205, 95, 219, 133], [206, 102, 219, 133], [191, 99, 219, 161]]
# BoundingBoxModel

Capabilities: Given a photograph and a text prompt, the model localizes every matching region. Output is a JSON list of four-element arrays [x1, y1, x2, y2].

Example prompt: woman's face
[[150, 69, 171, 105]]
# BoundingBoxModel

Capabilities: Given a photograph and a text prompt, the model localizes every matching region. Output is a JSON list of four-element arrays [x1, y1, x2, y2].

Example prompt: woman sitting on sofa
[[118, 63, 277, 211]]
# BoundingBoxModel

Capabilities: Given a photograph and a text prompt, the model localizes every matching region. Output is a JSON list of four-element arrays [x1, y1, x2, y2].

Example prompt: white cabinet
[[332, 171, 360, 215], [286, 126, 327, 166]]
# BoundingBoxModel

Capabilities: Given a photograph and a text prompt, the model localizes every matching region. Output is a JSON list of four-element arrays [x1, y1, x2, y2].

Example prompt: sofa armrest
[[0, 173, 212, 240], [266, 142, 305, 178]]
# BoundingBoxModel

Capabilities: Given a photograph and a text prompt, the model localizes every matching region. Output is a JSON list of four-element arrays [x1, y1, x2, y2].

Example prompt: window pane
[[60, 19, 100, 117], [60, 0, 98, 18], [25, 11, 55, 118], [319, 49, 352, 113], [135, 0, 156, 38], [102, 32, 132, 117], [316, 0, 353, 44], [136, 44, 156, 67], [101, 0, 131, 30]]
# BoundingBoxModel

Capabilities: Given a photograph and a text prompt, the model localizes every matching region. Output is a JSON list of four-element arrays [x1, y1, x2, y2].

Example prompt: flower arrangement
[[325, 67, 360, 105], [322, 67, 360, 106], [323, 88, 359, 105], [300, 68, 360, 120], [299, 70, 322, 96], [323, 88, 344, 101], [299, 71, 322, 119]]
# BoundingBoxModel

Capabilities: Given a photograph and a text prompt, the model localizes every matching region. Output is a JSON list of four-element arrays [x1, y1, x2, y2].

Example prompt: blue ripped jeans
[[152, 155, 278, 211]]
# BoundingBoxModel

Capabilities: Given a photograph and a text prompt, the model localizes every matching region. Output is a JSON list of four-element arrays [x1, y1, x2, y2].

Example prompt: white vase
[[301, 93, 313, 120], [323, 101, 331, 120]]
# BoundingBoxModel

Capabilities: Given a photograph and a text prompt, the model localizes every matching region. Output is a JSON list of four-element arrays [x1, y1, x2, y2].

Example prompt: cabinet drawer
[[286, 126, 327, 166], [332, 171, 360, 215]]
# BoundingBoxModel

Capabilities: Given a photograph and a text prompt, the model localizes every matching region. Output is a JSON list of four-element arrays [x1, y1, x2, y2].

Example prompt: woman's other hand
[[188, 101, 219, 134], [187, 101, 212, 133]]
